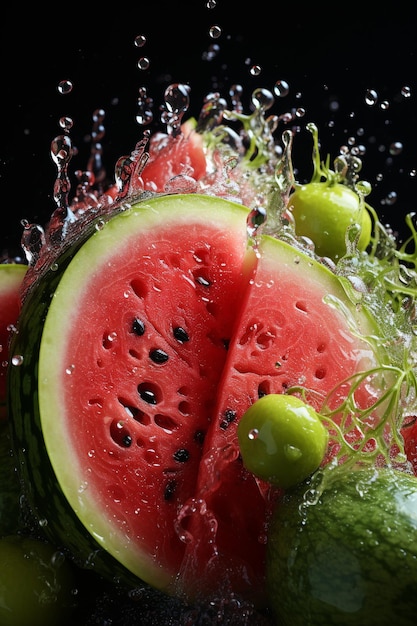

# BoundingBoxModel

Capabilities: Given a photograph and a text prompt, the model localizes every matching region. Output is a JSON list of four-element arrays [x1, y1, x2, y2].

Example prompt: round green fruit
[[289, 181, 372, 261], [0, 534, 76, 626], [237, 394, 328, 489], [267, 467, 417, 626]]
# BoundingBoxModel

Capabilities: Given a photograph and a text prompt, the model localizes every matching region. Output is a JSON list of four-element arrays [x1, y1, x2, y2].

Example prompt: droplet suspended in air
[[273, 80, 289, 98], [137, 57, 150, 71], [365, 89, 378, 106], [209, 25, 222, 39], [59, 117, 74, 131], [57, 80, 73, 95], [389, 141, 403, 156], [134, 34, 147, 48]]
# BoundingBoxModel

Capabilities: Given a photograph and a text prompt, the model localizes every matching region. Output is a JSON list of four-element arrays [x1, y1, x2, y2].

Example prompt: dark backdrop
[[2, 3, 416, 257]]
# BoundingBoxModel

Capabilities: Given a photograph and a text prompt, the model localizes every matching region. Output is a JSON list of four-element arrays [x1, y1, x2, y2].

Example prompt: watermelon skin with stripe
[[8, 194, 379, 604]]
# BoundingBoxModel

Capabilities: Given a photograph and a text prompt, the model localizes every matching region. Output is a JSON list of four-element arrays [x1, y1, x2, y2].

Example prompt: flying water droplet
[[59, 116, 74, 131], [273, 80, 289, 98], [389, 141, 403, 156], [137, 57, 150, 71], [365, 89, 378, 106], [209, 25, 222, 39], [20, 220, 46, 265], [134, 34, 146, 48], [57, 79, 73, 95]]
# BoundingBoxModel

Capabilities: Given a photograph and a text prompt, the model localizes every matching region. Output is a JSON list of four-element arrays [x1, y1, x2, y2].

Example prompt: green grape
[[289, 181, 372, 261], [237, 394, 328, 489]]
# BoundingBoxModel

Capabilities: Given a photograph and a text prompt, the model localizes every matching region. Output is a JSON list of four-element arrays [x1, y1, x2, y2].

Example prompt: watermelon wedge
[[8, 193, 380, 605]]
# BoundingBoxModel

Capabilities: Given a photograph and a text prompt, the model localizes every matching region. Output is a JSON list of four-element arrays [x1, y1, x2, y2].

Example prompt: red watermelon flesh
[[37, 195, 254, 593], [179, 234, 377, 600], [29, 195, 378, 603]]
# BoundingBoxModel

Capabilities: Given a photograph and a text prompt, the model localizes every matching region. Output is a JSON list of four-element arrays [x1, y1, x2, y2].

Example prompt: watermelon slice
[[8, 193, 380, 605], [0, 263, 27, 420]]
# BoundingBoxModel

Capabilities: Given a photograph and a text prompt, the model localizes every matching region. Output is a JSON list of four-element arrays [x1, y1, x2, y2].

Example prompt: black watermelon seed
[[122, 435, 133, 447], [194, 430, 205, 445], [132, 318, 146, 335], [173, 448, 190, 463], [173, 326, 190, 343], [164, 479, 177, 501], [138, 386, 157, 405], [220, 409, 237, 430], [149, 348, 169, 363], [196, 276, 211, 287]]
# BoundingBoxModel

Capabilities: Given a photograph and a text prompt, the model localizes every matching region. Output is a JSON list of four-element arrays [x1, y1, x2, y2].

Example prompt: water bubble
[[380, 100, 390, 110], [51, 134, 73, 167], [247, 206, 267, 238], [382, 191, 398, 206], [20, 220, 46, 265], [164, 83, 190, 114], [95, 219, 106, 231], [206, 0, 217, 7], [59, 116, 74, 131], [202, 43, 220, 61], [365, 89, 378, 106], [284, 444, 302, 461], [248, 428, 259, 440], [401, 85, 411, 98], [249, 65, 262, 76], [273, 80, 289, 98], [134, 34, 146, 48], [209, 25, 222, 39], [11, 355, 23, 366], [137, 57, 150, 71], [389, 141, 403, 155], [136, 86, 154, 127], [251, 88, 274, 111], [57, 79, 73, 95]]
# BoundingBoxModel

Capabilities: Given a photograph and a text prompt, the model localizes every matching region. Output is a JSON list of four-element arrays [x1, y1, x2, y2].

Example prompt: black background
[[2, 3, 417, 258]]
